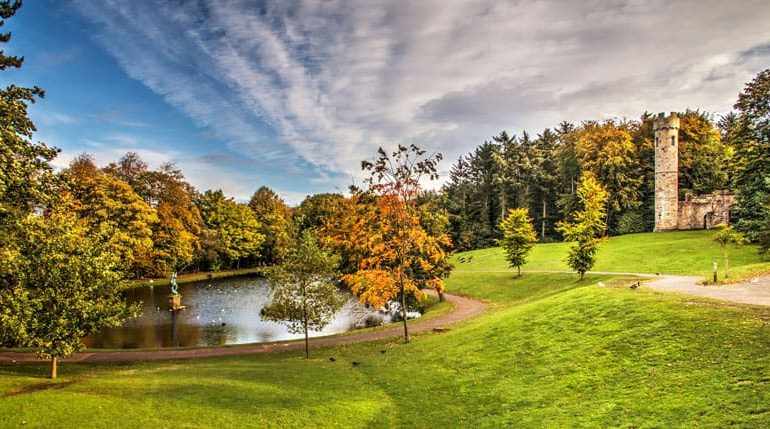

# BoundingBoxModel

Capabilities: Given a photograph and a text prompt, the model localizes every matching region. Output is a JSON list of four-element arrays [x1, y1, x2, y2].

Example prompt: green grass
[[453, 230, 770, 282], [3, 269, 770, 428]]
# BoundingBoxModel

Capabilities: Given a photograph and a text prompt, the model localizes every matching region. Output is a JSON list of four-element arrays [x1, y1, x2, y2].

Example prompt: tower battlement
[[653, 111, 679, 131]]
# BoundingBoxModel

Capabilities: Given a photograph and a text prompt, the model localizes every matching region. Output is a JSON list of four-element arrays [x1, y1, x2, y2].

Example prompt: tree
[[345, 145, 450, 343], [712, 223, 749, 279], [556, 172, 608, 280], [677, 110, 732, 197], [66, 166, 159, 278], [729, 69, 770, 243], [249, 186, 293, 265], [0, 0, 59, 243], [261, 231, 343, 359], [0, 204, 139, 378], [576, 120, 641, 233], [147, 163, 203, 275], [498, 208, 537, 277], [196, 190, 264, 270]]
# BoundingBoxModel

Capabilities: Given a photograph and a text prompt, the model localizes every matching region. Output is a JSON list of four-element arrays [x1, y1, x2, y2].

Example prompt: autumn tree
[[713, 223, 749, 279], [261, 231, 343, 359], [498, 208, 537, 277], [0, 203, 139, 378], [576, 120, 641, 233], [314, 192, 377, 275], [147, 163, 203, 275], [64, 160, 159, 278], [556, 172, 608, 280], [344, 145, 450, 343]]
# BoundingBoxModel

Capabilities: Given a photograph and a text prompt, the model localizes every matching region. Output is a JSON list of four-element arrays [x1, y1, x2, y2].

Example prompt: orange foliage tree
[[343, 145, 451, 343]]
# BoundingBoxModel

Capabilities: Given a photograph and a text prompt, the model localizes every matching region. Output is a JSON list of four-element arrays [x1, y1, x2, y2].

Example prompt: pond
[[84, 275, 411, 349]]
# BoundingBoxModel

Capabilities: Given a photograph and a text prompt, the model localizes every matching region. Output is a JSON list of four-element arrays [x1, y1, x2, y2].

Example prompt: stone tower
[[653, 112, 680, 231]]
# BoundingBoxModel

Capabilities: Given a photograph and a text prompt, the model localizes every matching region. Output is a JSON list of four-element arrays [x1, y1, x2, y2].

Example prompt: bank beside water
[[130, 267, 267, 289]]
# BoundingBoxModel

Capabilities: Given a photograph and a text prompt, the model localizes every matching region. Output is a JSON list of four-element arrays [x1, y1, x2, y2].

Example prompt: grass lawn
[[453, 230, 770, 282], [2, 270, 770, 428]]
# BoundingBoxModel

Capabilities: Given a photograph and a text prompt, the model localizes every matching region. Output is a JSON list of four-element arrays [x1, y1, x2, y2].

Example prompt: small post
[[712, 261, 718, 283]]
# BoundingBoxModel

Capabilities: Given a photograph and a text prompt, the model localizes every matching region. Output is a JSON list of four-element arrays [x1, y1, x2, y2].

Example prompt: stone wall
[[677, 190, 737, 230]]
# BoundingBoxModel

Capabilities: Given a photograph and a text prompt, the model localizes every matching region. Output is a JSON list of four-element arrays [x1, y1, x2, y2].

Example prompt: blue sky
[[4, 1, 770, 204]]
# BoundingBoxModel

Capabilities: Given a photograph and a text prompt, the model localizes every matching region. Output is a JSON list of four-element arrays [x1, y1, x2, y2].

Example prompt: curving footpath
[[642, 273, 770, 306], [0, 292, 486, 363], [525, 269, 770, 306]]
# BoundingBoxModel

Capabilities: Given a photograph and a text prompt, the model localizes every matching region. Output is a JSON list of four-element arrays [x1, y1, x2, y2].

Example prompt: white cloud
[[71, 0, 770, 191]]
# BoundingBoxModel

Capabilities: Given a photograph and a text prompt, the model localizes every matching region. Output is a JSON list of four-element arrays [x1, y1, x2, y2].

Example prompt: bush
[[617, 211, 647, 235]]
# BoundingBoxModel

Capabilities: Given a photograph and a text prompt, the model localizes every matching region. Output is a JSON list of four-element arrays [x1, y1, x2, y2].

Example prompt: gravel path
[[0, 292, 486, 363], [643, 274, 770, 306], [464, 269, 770, 307]]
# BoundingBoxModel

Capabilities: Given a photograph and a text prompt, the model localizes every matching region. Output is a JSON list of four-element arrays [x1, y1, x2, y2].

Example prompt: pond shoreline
[[128, 267, 268, 289], [0, 292, 484, 362]]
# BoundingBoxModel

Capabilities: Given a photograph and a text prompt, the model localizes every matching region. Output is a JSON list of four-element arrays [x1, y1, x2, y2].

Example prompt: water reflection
[[83, 275, 410, 349]]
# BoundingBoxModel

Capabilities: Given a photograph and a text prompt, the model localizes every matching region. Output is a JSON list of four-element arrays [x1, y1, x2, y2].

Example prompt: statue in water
[[170, 271, 179, 295]]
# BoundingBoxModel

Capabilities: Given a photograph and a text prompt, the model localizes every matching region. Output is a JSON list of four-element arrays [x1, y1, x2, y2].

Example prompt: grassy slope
[[454, 230, 770, 281], [2, 270, 770, 428]]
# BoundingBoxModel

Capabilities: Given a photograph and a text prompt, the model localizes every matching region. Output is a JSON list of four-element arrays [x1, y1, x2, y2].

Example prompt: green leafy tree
[[712, 223, 749, 279], [497, 208, 537, 277], [0, 204, 139, 378], [196, 190, 264, 270], [0, 1, 59, 235], [556, 172, 609, 280], [678, 110, 732, 197], [729, 69, 770, 243], [261, 231, 343, 359], [249, 186, 293, 265]]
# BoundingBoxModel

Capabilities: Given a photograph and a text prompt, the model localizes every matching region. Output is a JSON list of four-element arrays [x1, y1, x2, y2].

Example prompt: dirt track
[[0, 292, 486, 363]]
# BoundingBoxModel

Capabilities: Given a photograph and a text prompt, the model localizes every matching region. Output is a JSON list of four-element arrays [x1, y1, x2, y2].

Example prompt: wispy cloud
[[71, 0, 770, 190]]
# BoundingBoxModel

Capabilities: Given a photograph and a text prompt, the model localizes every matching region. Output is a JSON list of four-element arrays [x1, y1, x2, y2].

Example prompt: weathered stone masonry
[[653, 112, 736, 232]]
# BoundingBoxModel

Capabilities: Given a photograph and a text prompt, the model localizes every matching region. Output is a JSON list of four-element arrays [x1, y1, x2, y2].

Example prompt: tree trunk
[[541, 198, 546, 240], [579, 271, 585, 281], [724, 251, 729, 279], [302, 287, 309, 359], [399, 269, 409, 344], [50, 356, 57, 379]]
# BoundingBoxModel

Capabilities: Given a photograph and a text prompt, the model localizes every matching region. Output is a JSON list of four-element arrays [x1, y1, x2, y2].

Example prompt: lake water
[[83, 275, 397, 349]]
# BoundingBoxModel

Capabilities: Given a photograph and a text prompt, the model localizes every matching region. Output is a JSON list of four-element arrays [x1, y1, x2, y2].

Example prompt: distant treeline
[[26, 70, 770, 279], [441, 69, 770, 255], [441, 111, 730, 249]]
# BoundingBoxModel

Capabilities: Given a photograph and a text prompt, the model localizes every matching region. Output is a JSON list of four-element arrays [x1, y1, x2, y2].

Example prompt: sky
[[3, 0, 770, 205]]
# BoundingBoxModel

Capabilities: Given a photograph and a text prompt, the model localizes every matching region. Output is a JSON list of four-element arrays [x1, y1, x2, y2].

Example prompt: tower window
[[671, 135, 676, 146]]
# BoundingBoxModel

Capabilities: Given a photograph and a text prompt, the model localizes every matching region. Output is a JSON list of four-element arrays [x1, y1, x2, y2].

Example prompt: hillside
[[452, 230, 770, 282]]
